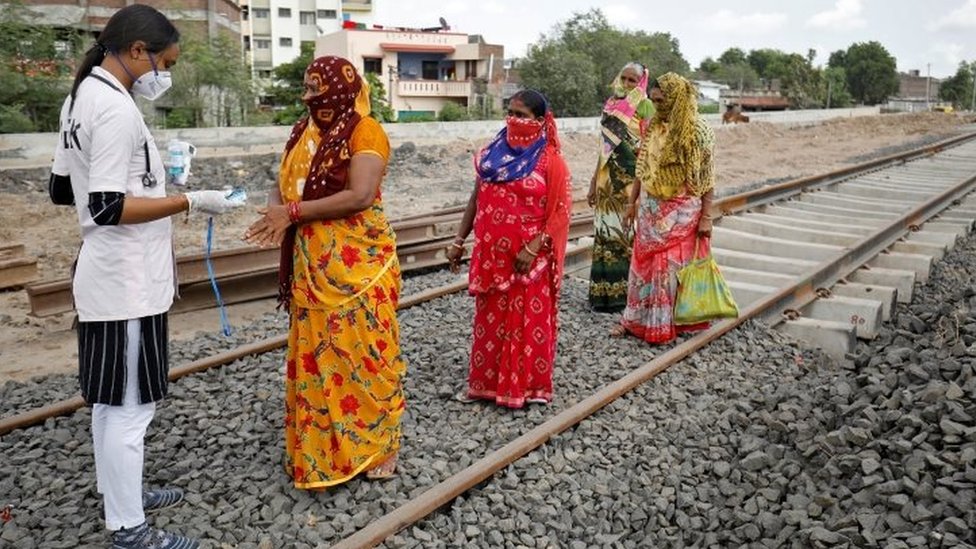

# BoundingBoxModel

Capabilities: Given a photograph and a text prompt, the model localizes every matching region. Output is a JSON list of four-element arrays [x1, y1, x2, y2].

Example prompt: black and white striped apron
[[77, 313, 169, 406]]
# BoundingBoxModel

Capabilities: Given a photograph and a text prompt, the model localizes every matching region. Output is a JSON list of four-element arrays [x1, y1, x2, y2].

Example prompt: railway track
[[23, 200, 593, 317], [2, 131, 976, 547]]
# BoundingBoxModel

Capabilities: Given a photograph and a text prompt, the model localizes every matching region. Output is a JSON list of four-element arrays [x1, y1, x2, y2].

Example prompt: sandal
[[609, 324, 628, 338], [365, 454, 398, 480], [454, 390, 477, 404]]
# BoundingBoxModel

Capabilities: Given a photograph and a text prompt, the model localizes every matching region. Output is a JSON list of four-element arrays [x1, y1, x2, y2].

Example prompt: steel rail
[[24, 204, 591, 317], [327, 140, 976, 549], [0, 247, 590, 434]]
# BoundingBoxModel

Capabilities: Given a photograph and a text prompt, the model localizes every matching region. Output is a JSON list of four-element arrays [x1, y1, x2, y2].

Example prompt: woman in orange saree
[[245, 56, 405, 486]]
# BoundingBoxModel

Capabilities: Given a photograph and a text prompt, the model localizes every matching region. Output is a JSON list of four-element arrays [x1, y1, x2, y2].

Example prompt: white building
[[316, 28, 505, 120], [241, 0, 375, 79], [693, 80, 730, 104]]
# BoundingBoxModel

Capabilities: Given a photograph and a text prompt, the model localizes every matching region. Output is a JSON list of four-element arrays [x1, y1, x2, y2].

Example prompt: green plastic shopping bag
[[673, 239, 739, 325]]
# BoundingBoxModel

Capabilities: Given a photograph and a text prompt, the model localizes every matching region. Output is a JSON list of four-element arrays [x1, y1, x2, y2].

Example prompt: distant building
[[693, 80, 730, 104], [720, 90, 789, 112], [241, 0, 376, 81], [16, 0, 242, 41], [316, 27, 505, 120], [885, 69, 945, 112], [898, 69, 941, 101]]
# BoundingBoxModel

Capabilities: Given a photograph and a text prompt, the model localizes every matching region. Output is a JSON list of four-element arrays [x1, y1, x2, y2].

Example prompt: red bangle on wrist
[[287, 201, 302, 224]]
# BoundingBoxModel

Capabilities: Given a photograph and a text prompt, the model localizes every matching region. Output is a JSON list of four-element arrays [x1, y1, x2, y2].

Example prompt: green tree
[[746, 48, 788, 82], [696, 56, 721, 77], [163, 32, 254, 128], [939, 61, 975, 110], [518, 9, 688, 116], [827, 49, 847, 69], [0, 1, 83, 132], [718, 47, 748, 67], [839, 41, 899, 105], [364, 72, 394, 122], [777, 53, 822, 108], [266, 41, 315, 125], [821, 67, 853, 108], [520, 42, 599, 116], [714, 63, 759, 92]]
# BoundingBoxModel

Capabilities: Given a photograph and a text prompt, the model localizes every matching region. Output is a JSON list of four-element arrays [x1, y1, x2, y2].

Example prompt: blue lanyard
[[205, 217, 233, 337]]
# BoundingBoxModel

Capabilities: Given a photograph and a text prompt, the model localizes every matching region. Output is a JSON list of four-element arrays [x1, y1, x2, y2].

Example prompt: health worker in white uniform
[[48, 5, 245, 549]]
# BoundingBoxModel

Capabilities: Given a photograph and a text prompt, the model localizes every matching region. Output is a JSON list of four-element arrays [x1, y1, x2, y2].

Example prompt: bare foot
[[609, 324, 628, 338], [366, 453, 398, 480]]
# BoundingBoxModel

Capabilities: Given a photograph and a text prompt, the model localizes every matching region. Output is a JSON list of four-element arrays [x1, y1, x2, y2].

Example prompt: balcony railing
[[342, 0, 372, 11], [398, 80, 471, 98]]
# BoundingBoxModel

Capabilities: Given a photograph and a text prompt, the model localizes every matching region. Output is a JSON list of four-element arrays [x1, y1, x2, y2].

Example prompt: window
[[241, 6, 249, 20], [422, 61, 438, 80], [243, 36, 251, 51], [465, 60, 477, 80], [300, 11, 315, 25], [363, 58, 382, 75], [278, 7, 291, 17], [280, 37, 293, 47], [253, 8, 269, 18], [317, 9, 337, 19], [258, 70, 273, 79], [255, 39, 271, 49]]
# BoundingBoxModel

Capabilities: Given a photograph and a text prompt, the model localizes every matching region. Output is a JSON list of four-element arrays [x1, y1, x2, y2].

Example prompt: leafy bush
[[438, 102, 469, 122], [0, 104, 35, 133]]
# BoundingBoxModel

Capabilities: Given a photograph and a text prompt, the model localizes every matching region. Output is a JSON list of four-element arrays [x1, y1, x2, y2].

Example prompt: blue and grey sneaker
[[143, 487, 185, 512], [112, 522, 198, 549]]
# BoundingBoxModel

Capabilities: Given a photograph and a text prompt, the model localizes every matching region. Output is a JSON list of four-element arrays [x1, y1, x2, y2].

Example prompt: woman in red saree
[[616, 73, 716, 344], [446, 89, 572, 408]]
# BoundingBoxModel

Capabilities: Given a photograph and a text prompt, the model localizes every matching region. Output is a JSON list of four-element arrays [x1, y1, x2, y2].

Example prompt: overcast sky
[[373, 0, 976, 78]]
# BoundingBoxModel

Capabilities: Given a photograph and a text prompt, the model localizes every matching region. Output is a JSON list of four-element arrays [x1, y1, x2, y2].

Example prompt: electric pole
[[926, 63, 931, 111]]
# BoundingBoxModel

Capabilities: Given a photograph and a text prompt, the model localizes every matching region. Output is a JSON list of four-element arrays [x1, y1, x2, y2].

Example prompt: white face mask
[[131, 69, 172, 101], [127, 52, 172, 101]]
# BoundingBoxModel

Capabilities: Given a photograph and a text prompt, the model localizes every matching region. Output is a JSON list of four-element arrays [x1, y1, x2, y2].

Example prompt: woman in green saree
[[587, 62, 654, 312]]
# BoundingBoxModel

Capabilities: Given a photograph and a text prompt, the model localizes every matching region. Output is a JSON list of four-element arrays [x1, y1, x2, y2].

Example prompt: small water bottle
[[167, 139, 185, 185]]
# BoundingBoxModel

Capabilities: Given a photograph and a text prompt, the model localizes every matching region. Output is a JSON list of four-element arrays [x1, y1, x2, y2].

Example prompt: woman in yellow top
[[245, 56, 404, 486], [615, 72, 715, 343]]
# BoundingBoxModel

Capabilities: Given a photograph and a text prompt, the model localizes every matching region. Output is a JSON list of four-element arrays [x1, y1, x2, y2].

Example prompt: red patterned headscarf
[[282, 55, 363, 201], [278, 56, 364, 308]]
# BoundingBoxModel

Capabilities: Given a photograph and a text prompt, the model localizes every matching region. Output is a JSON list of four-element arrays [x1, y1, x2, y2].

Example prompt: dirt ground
[[0, 112, 969, 383]]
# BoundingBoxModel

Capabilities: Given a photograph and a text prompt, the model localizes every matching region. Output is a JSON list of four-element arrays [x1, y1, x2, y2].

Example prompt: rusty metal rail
[[24, 200, 591, 317], [0, 246, 593, 435]]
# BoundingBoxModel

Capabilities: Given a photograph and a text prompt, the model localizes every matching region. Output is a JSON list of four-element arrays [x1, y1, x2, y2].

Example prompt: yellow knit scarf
[[636, 72, 713, 199]]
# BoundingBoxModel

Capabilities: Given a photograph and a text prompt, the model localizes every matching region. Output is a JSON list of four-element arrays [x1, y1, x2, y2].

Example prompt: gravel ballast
[[1, 232, 974, 548]]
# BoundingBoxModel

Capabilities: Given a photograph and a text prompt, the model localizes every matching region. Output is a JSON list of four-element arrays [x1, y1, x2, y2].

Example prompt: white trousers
[[91, 318, 156, 531]]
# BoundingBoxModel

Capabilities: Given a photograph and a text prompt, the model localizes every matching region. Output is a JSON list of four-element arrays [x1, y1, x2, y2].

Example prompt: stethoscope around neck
[[140, 141, 156, 187]]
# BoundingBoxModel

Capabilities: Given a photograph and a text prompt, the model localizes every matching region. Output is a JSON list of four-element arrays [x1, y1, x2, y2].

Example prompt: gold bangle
[[450, 243, 464, 251], [523, 246, 539, 257]]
